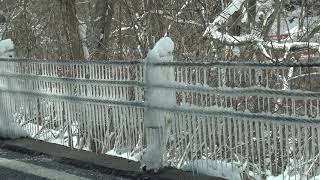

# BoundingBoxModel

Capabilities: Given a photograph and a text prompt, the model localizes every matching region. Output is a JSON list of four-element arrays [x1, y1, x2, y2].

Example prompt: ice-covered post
[[0, 39, 28, 139], [141, 37, 175, 171]]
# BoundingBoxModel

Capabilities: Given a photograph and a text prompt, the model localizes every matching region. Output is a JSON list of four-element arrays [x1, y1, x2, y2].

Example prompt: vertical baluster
[[279, 122, 284, 177], [256, 120, 261, 177], [297, 124, 302, 176], [273, 122, 278, 173], [317, 100, 320, 117]]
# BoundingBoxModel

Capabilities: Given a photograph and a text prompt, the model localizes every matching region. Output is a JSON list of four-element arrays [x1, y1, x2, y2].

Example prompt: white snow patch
[[106, 149, 140, 162], [181, 160, 242, 180]]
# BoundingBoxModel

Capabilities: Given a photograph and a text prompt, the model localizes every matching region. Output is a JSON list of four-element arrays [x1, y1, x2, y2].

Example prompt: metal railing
[[1, 57, 320, 179]]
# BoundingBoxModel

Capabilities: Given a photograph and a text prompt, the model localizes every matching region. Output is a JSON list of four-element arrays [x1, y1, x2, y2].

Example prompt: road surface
[[0, 148, 130, 180]]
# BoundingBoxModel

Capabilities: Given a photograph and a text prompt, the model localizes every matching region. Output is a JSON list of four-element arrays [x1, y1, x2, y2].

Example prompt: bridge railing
[[148, 61, 320, 178], [0, 58, 145, 154], [1, 57, 320, 178]]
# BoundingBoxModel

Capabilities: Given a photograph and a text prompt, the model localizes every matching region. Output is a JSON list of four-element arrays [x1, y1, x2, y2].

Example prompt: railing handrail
[[2, 57, 320, 68], [0, 58, 145, 65]]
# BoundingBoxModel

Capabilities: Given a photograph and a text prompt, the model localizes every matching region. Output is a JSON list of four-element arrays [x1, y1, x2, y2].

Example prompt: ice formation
[[0, 39, 28, 139], [141, 36, 175, 171], [0, 39, 15, 58]]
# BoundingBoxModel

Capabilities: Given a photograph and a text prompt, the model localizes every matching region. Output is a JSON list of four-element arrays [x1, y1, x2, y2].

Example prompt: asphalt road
[[0, 148, 130, 180], [0, 166, 48, 180]]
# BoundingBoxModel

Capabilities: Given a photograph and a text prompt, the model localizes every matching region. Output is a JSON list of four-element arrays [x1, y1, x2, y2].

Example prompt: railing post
[[142, 37, 175, 171], [0, 39, 28, 139]]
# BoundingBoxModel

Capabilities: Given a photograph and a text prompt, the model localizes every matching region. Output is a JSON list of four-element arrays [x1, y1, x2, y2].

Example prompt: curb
[[0, 138, 222, 180]]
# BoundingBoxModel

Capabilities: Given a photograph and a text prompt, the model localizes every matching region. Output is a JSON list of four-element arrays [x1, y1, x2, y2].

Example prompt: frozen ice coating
[[0, 39, 15, 58], [149, 37, 174, 58], [0, 116, 29, 139], [142, 36, 175, 171], [0, 39, 27, 139], [0, 98, 29, 140]]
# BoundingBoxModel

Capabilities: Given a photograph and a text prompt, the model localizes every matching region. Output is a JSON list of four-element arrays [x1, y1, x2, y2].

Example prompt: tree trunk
[[60, 0, 84, 60], [247, 0, 256, 32], [92, 0, 116, 60]]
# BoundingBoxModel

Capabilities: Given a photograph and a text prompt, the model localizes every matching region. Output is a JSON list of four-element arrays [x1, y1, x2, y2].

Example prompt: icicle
[[227, 68, 231, 86], [243, 68, 247, 86], [304, 99, 308, 117], [125, 106, 132, 151], [239, 69, 242, 86], [173, 113, 180, 163], [267, 97, 270, 113], [97, 104, 103, 152], [293, 124, 297, 177], [310, 99, 313, 117], [249, 68, 252, 86], [68, 102, 74, 148], [266, 69, 269, 88], [105, 105, 110, 151], [297, 124, 302, 174], [218, 67, 221, 87], [292, 99, 296, 116], [317, 100, 320, 117], [178, 113, 185, 164], [304, 126, 309, 174], [234, 117, 239, 161], [249, 119, 255, 178], [273, 122, 278, 173], [203, 67, 207, 86], [279, 122, 284, 175], [317, 127, 320, 176], [203, 116, 208, 165], [227, 117, 232, 162], [255, 120, 261, 176], [232, 68, 237, 86]]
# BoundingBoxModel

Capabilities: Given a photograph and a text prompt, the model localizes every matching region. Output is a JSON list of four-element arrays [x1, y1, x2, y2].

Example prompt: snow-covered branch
[[203, 0, 246, 37], [203, 0, 320, 60]]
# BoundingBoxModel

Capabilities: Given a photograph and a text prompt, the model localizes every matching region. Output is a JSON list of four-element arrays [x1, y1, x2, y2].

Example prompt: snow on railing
[[151, 60, 320, 179], [0, 58, 145, 155], [0, 56, 319, 178]]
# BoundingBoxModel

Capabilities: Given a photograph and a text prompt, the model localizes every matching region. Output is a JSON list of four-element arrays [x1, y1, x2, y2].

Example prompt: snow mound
[[181, 160, 242, 180]]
